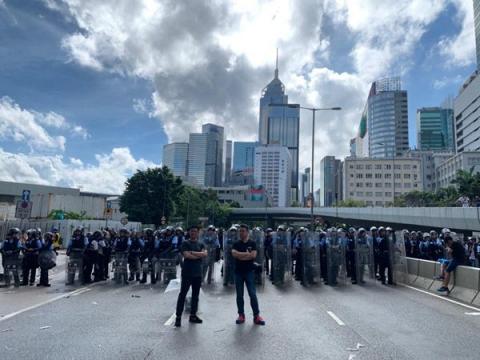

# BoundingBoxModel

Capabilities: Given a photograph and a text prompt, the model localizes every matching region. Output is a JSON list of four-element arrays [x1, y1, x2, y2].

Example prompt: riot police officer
[[201, 225, 219, 284], [140, 228, 156, 284], [83, 230, 100, 284], [22, 229, 42, 286], [377, 227, 393, 285], [128, 231, 144, 282], [264, 228, 274, 278], [369, 226, 380, 279], [113, 228, 131, 285], [38, 232, 56, 287], [66, 227, 88, 285], [1, 228, 22, 287], [346, 227, 357, 284], [293, 228, 305, 283]]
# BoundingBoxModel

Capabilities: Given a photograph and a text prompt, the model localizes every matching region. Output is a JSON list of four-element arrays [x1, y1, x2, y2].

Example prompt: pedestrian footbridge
[[231, 207, 480, 233]]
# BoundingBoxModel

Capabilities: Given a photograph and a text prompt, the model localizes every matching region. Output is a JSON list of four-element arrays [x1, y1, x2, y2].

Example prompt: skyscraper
[[231, 141, 256, 185], [301, 167, 311, 207], [416, 107, 455, 152], [187, 124, 224, 187], [475, 0, 479, 68], [163, 142, 189, 177], [320, 156, 343, 207], [454, 71, 480, 152], [258, 52, 300, 200], [225, 140, 232, 185], [254, 144, 292, 207], [364, 77, 409, 158]]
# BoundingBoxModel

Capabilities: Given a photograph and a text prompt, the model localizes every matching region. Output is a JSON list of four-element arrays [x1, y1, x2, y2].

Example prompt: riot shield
[[3, 254, 21, 287], [65, 249, 84, 285], [112, 251, 129, 285], [222, 229, 236, 286], [271, 231, 292, 285], [159, 252, 177, 285], [368, 231, 378, 279], [201, 234, 218, 284], [326, 231, 347, 286], [252, 229, 265, 286], [303, 232, 320, 286], [390, 232, 407, 285], [354, 232, 371, 284]]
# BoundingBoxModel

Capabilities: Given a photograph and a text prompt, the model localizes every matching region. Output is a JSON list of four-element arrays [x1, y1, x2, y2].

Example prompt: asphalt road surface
[[1, 258, 480, 360]]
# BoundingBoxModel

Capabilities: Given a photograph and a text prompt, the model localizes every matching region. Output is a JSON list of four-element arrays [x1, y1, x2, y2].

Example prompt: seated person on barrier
[[437, 235, 466, 295]]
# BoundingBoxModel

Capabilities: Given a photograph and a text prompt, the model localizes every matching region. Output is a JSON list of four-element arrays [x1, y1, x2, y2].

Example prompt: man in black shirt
[[232, 224, 265, 326], [437, 235, 466, 295], [175, 225, 207, 327]]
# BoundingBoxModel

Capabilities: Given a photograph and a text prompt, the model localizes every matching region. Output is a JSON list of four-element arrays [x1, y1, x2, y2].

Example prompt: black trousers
[[22, 254, 38, 284], [83, 253, 98, 283], [379, 256, 393, 284], [40, 268, 49, 285], [176, 276, 201, 317]]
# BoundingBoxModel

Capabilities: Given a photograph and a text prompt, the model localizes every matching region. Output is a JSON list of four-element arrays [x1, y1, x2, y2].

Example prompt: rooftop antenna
[[274, 48, 279, 79]]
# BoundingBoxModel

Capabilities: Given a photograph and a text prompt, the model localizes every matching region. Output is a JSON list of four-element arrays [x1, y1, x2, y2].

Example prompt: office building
[[454, 71, 480, 153], [320, 156, 343, 207], [475, 0, 479, 68], [162, 142, 189, 177], [416, 107, 455, 152], [343, 157, 423, 207], [435, 152, 480, 189], [225, 140, 232, 185], [187, 124, 224, 187], [258, 54, 300, 200], [253, 145, 292, 207], [230, 141, 256, 185], [360, 77, 409, 158], [405, 150, 452, 192], [301, 167, 311, 207]]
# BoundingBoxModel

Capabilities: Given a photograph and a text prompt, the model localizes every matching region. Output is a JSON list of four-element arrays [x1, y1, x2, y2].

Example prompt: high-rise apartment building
[[162, 142, 189, 177], [258, 54, 300, 200], [253, 144, 292, 207], [320, 156, 343, 207], [416, 107, 455, 152], [474, 0, 479, 68]]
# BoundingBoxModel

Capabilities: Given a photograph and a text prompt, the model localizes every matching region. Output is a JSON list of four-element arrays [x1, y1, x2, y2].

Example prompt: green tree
[[336, 199, 366, 207], [451, 168, 480, 199], [120, 167, 183, 225]]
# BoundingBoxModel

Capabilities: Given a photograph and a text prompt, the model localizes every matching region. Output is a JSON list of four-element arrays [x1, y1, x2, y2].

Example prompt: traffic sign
[[120, 217, 128, 225], [21, 189, 31, 201], [15, 200, 32, 219], [161, 216, 166, 225]]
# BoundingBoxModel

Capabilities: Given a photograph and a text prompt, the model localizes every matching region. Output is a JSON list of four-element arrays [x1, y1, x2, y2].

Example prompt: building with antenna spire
[[257, 50, 300, 202]]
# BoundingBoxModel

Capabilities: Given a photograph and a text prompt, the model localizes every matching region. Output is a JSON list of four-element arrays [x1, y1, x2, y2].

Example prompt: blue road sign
[[22, 189, 31, 201]]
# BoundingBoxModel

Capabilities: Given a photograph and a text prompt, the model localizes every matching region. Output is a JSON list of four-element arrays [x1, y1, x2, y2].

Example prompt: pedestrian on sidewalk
[[232, 224, 265, 326], [175, 225, 207, 327]]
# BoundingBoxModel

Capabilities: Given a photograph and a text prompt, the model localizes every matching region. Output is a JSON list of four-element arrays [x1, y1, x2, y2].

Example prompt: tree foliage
[[120, 167, 183, 225], [337, 199, 366, 207]]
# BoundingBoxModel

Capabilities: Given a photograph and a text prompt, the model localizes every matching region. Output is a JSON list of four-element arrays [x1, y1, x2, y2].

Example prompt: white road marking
[[164, 313, 176, 326], [400, 284, 480, 312], [465, 312, 480, 316], [0, 286, 92, 323], [327, 311, 345, 326]]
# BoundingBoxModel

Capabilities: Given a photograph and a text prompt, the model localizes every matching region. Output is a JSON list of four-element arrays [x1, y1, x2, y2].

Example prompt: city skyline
[[0, 1, 478, 194]]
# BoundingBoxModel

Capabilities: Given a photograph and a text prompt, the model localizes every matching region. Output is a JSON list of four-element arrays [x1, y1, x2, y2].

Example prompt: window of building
[[356, 173, 363, 179], [395, 183, 402, 188], [356, 182, 363, 188], [404, 173, 410, 179], [365, 182, 373, 188], [356, 192, 364, 196], [385, 182, 392, 188], [375, 183, 382, 188], [385, 192, 392, 197], [404, 183, 411, 188], [394, 164, 401, 170], [385, 164, 392, 170], [375, 192, 382, 196], [366, 192, 373, 196], [366, 173, 373, 179], [375, 201, 384, 206], [375, 164, 382, 170], [384, 173, 392, 179], [366, 165, 372, 170], [403, 164, 411, 170], [394, 173, 401, 179], [375, 173, 382, 179], [356, 164, 364, 170]]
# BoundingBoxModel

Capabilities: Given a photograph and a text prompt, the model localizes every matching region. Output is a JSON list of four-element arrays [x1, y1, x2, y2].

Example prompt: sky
[[0, 0, 477, 194]]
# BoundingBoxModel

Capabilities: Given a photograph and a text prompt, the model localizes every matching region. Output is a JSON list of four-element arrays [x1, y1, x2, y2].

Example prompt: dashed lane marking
[[164, 313, 176, 326], [327, 311, 345, 326]]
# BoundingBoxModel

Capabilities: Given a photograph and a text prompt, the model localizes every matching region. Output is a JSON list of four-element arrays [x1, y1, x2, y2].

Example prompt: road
[[1, 258, 479, 360]]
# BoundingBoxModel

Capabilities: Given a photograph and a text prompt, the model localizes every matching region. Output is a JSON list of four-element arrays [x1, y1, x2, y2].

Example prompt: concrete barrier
[[412, 260, 436, 290], [450, 266, 480, 304], [406, 258, 419, 285]]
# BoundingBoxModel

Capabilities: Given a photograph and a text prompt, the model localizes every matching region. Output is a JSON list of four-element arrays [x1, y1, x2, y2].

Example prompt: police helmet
[[207, 225, 216, 231], [144, 228, 154, 237], [386, 227, 392, 232], [176, 227, 184, 233], [370, 226, 377, 232], [277, 225, 286, 232], [378, 226, 385, 232], [265, 228, 273, 233], [26, 228, 37, 239], [119, 228, 130, 237], [44, 232, 54, 242], [423, 232, 430, 239], [348, 227, 356, 233], [358, 228, 366, 234], [7, 227, 21, 238]]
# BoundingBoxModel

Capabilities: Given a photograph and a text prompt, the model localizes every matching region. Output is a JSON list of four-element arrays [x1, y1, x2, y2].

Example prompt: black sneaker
[[189, 315, 203, 324], [174, 317, 181, 327]]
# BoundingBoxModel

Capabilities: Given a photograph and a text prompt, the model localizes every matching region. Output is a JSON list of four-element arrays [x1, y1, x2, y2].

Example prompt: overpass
[[231, 206, 480, 233]]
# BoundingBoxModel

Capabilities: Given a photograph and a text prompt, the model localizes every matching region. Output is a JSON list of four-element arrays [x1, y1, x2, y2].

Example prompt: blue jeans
[[235, 271, 260, 316]]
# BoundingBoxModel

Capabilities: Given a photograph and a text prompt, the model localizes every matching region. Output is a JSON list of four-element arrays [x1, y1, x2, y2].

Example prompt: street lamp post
[[269, 104, 342, 229]]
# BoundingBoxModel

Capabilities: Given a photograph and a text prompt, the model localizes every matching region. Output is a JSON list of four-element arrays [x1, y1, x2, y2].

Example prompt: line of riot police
[[1, 227, 57, 288]]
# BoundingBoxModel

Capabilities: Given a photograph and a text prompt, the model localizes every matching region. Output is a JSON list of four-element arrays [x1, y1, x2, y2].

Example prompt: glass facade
[[475, 0, 480, 69], [366, 78, 409, 158], [258, 65, 300, 199], [163, 142, 189, 177], [416, 108, 455, 152], [320, 156, 342, 207], [225, 140, 232, 185]]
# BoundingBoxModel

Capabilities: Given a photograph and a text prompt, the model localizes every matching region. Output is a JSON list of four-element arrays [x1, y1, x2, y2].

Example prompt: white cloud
[[438, 0, 476, 67], [0, 147, 159, 194], [47, 0, 458, 188], [0, 97, 67, 151], [433, 74, 464, 89]]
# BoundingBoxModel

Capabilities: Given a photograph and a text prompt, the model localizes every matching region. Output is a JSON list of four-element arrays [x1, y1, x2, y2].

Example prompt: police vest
[[72, 237, 86, 250], [3, 239, 19, 252], [115, 238, 129, 252], [130, 239, 142, 252], [25, 239, 40, 251]]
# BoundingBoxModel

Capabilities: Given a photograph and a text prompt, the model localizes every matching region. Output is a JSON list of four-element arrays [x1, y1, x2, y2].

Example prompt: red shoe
[[254, 315, 265, 326], [236, 314, 245, 324]]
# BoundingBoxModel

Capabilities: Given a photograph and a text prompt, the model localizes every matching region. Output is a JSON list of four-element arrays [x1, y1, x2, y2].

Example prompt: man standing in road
[[232, 224, 265, 325], [175, 225, 207, 327]]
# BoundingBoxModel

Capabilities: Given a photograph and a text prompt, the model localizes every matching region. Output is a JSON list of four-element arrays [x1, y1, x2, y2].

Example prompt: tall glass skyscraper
[[187, 124, 224, 187], [225, 140, 232, 185], [163, 142, 189, 177], [231, 141, 256, 185], [258, 55, 300, 200], [416, 107, 455, 152], [366, 77, 409, 158], [320, 156, 342, 207], [475, 0, 479, 68]]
